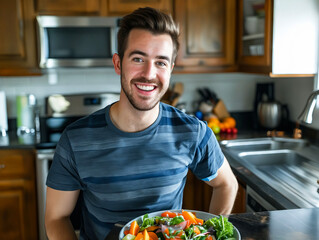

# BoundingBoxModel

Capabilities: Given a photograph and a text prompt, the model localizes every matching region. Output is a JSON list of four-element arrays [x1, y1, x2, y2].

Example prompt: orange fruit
[[223, 117, 236, 128]]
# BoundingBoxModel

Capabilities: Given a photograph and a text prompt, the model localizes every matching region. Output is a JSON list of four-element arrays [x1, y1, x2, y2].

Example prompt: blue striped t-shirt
[[46, 102, 224, 240]]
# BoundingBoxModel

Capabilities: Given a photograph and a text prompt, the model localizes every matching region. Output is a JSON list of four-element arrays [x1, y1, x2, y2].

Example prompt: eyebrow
[[128, 50, 171, 63]]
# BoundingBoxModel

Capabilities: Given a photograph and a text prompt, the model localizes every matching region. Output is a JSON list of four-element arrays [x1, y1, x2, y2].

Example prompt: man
[[45, 7, 238, 240]]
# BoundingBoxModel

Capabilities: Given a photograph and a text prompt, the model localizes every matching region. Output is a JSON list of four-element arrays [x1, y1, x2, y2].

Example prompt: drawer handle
[[0, 164, 5, 169]]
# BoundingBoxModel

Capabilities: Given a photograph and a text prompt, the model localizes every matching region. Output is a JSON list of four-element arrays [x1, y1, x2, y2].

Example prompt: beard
[[121, 74, 168, 111]]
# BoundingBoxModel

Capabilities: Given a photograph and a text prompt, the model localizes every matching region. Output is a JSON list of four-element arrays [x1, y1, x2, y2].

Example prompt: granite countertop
[[105, 208, 319, 240], [0, 131, 37, 149]]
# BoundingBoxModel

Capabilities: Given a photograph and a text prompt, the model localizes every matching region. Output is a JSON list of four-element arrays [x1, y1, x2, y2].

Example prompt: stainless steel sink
[[238, 149, 309, 166], [220, 137, 319, 208], [220, 137, 308, 152]]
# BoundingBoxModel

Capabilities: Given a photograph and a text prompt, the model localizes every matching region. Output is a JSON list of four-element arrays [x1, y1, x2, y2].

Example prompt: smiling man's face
[[116, 28, 174, 111]]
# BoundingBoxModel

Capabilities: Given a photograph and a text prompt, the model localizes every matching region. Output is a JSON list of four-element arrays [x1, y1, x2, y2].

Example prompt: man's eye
[[156, 61, 167, 67], [133, 58, 143, 62]]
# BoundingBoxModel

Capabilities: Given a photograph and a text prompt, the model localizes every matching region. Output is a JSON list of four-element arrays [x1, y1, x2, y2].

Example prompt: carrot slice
[[164, 228, 170, 239], [129, 220, 140, 236], [135, 232, 143, 240], [205, 235, 213, 240], [124, 230, 130, 235], [143, 229, 150, 240], [161, 211, 178, 218], [185, 220, 191, 229], [146, 226, 160, 232], [175, 230, 184, 237], [193, 226, 201, 235], [148, 231, 158, 240], [195, 217, 204, 225], [181, 210, 197, 225]]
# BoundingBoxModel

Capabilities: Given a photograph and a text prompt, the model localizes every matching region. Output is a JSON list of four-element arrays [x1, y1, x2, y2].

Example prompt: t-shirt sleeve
[[189, 120, 225, 181], [46, 130, 83, 191]]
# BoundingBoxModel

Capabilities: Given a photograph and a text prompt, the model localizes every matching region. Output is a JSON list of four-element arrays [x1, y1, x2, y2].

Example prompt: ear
[[112, 53, 121, 75], [171, 62, 175, 73]]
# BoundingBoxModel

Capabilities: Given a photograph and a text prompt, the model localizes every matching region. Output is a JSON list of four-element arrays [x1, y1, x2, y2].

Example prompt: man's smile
[[135, 83, 157, 92]]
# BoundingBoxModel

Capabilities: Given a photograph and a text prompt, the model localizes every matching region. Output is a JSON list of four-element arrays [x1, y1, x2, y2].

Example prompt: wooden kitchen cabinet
[[174, 0, 237, 73], [183, 171, 212, 211], [0, 149, 38, 240], [231, 178, 246, 213], [237, 0, 273, 74], [183, 172, 246, 213], [36, 0, 172, 16], [106, 0, 172, 16], [0, 0, 40, 76], [35, 0, 101, 15]]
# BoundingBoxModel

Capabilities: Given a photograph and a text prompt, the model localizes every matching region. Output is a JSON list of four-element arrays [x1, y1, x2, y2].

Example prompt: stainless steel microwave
[[36, 16, 120, 68]]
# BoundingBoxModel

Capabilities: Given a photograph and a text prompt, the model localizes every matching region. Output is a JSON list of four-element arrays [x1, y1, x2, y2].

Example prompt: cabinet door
[[0, 0, 39, 76], [36, 0, 100, 14], [0, 149, 38, 240], [107, 0, 172, 15], [231, 178, 246, 213], [174, 0, 236, 73], [237, 0, 273, 73], [182, 171, 213, 212]]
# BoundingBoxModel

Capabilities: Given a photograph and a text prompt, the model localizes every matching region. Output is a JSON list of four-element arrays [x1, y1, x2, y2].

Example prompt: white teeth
[[136, 84, 155, 91]]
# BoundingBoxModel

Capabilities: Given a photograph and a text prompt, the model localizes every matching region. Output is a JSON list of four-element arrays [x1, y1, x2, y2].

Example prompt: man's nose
[[142, 61, 156, 80]]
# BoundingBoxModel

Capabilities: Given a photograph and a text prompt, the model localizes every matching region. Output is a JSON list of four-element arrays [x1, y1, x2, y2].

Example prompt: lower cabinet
[[183, 171, 246, 214], [0, 149, 38, 240], [231, 178, 246, 214]]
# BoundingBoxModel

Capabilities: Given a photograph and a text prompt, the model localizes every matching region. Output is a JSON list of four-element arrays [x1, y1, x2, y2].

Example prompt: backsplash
[[0, 68, 317, 129]]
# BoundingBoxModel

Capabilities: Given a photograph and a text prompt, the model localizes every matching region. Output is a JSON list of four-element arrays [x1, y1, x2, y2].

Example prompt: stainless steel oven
[[35, 92, 120, 239], [36, 148, 55, 240]]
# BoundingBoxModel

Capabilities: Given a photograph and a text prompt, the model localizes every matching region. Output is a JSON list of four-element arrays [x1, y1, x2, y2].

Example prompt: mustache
[[131, 77, 159, 85]]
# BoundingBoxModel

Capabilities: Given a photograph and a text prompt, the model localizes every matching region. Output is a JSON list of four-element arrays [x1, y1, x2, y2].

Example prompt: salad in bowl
[[119, 209, 240, 240]]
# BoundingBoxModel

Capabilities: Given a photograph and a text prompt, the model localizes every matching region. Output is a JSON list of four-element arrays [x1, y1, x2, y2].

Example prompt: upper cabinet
[[238, 0, 319, 76], [0, 0, 39, 76], [36, 0, 101, 15], [107, 0, 172, 16], [174, 0, 237, 73], [237, 0, 272, 74], [35, 0, 172, 16], [271, 0, 318, 76], [2, 0, 316, 76]]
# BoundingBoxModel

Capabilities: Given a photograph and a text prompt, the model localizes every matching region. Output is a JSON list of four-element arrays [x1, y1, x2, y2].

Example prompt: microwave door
[[37, 16, 119, 68]]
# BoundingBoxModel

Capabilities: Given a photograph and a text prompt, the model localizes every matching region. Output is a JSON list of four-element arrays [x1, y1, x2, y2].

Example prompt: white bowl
[[118, 209, 241, 240]]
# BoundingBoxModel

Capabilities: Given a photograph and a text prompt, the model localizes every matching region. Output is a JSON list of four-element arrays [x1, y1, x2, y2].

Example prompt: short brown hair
[[117, 7, 180, 64]]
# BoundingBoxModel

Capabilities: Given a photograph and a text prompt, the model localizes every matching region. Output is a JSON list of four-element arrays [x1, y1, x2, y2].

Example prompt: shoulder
[[66, 107, 107, 131], [160, 102, 202, 126]]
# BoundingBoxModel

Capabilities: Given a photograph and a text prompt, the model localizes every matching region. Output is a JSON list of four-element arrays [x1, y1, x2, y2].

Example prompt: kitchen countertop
[[105, 207, 319, 240], [0, 129, 311, 210], [0, 131, 37, 149]]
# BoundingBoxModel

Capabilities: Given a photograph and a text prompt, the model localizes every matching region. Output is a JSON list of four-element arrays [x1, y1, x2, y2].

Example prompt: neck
[[109, 101, 160, 132]]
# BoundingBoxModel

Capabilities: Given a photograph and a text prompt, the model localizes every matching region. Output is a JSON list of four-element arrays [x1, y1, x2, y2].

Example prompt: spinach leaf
[[204, 215, 234, 240], [169, 216, 185, 225], [140, 214, 156, 231]]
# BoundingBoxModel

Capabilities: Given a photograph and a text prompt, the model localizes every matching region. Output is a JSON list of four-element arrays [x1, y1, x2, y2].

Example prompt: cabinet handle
[[0, 164, 5, 169]]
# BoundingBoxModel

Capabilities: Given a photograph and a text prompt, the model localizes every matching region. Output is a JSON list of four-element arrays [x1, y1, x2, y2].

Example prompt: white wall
[[0, 69, 317, 129]]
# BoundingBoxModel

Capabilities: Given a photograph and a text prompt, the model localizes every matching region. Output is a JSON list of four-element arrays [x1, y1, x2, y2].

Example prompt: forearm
[[45, 217, 77, 240], [208, 179, 238, 215]]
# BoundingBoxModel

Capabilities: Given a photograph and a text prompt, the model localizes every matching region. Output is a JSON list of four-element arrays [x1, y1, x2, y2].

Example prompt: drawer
[[0, 149, 35, 179]]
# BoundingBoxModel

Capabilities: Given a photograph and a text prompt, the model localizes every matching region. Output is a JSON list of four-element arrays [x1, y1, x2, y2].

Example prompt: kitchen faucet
[[294, 89, 319, 138]]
